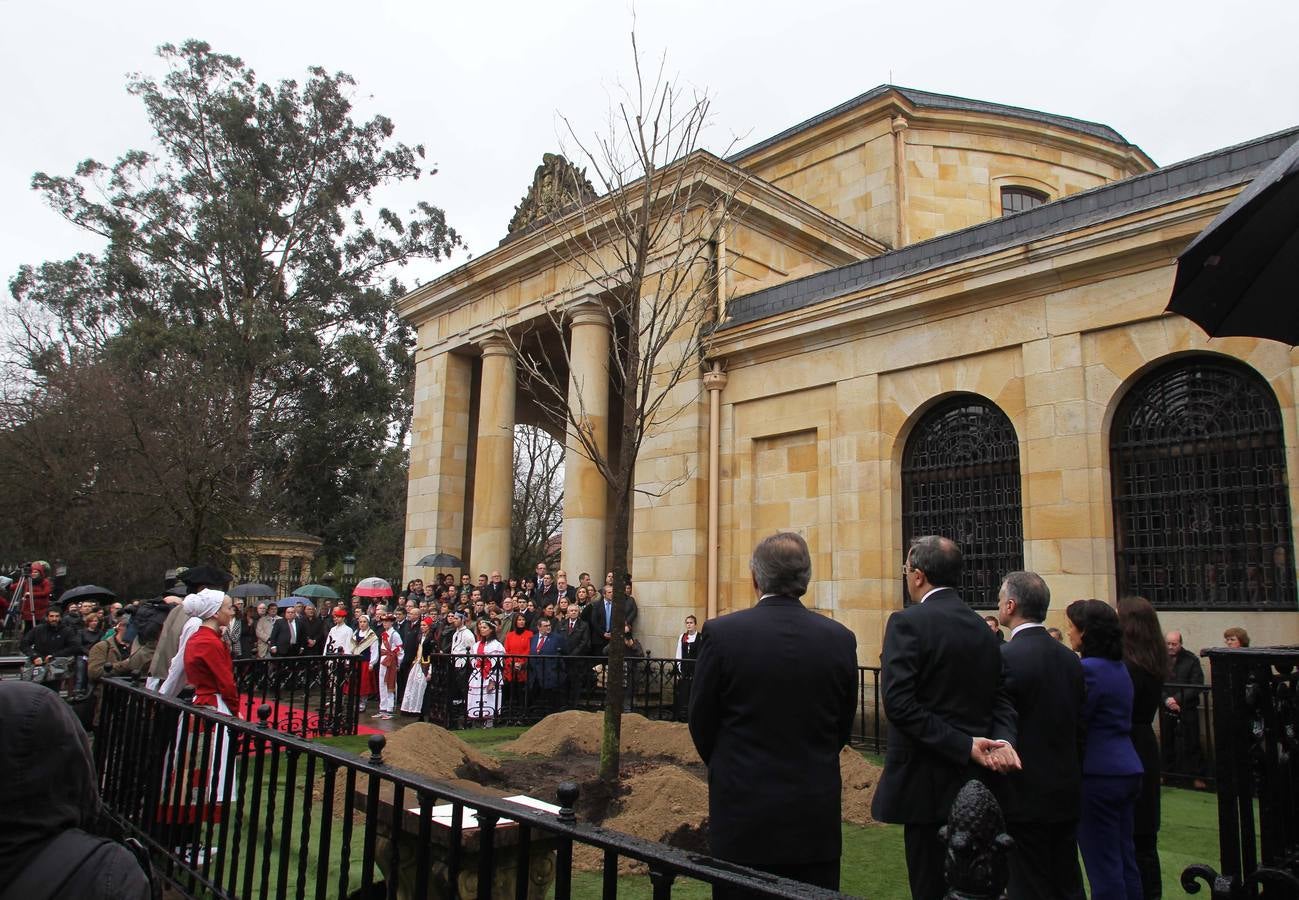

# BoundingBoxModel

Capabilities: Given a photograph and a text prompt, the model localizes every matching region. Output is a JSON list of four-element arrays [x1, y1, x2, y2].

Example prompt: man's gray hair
[[750, 532, 812, 598], [1000, 571, 1050, 623]]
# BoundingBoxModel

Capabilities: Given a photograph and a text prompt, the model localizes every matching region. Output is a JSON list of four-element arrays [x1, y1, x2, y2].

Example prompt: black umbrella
[[179, 565, 232, 590], [229, 582, 275, 599], [1167, 136, 1299, 343], [415, 552, 464, 569], [58, 584, 117, 604]]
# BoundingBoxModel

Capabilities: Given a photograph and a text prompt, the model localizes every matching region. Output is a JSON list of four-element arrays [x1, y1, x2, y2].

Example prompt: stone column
[[404, 348, 473, 584], [470, 333, 516, 576], [561, 302, 611, 581]]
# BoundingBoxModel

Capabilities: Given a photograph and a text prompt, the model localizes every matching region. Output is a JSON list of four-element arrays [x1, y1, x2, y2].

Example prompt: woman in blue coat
[[1066, 598, 1144, 899]]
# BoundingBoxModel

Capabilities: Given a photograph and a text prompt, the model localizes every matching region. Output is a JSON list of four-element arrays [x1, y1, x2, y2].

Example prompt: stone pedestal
[[470, 334, 516, 576], [561, 302, 611, 581], [366, 788, 559, 900]]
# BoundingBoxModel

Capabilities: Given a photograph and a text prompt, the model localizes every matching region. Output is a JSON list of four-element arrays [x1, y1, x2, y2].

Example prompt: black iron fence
[[95, 677, 851, 899], [1182, 646, 1299, 899], [233, 655, 364, 739], [411, 653, 885, 746], [1160, 680, 1217, 789]]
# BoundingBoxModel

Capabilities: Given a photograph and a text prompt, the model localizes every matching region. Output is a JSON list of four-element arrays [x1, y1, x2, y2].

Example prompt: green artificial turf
[[1157, 786, 1222, 896]]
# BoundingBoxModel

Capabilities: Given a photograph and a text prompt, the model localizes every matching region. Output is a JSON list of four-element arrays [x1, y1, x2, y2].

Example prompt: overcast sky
[[3, 0, 1297, 296]]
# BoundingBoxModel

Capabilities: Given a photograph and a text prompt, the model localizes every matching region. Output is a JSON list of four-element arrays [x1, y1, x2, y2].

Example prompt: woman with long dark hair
[[1066, 598, 1143, 899], [1118, 596, 1166, 899], [503, 612, 533, 708]]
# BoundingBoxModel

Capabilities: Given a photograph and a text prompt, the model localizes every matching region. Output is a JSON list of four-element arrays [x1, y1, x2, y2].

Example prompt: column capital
[[703, 368, 728, 392], [891, 115, 909, 134], [566, 298, 610, 330], [477, 330, 514, 358]]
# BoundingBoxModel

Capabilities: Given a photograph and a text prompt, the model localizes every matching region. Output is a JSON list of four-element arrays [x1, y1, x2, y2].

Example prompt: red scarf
[[476, 640, 493, 677], [380, 630, 401, 690]]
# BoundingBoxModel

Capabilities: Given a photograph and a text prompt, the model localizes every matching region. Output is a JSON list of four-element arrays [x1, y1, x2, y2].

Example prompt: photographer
[[3, 561, 54, 630], [19, 606, 77, 690]]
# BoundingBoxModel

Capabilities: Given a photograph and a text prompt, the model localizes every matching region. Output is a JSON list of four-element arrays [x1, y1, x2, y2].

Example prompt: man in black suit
[[689, 532, 857, 893], [268, 605, 303, 657], [298, 601, 327, 655], [584, 583, 639, 656], [485, 571, 507, 606], [871, 536, 1020, 900], [558, 603, 591, 704], [997, 570, 1085, 900]]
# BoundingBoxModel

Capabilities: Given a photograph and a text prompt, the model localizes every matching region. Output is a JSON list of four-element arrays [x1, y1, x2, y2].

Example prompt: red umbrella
[[352, 577, 394, 599]]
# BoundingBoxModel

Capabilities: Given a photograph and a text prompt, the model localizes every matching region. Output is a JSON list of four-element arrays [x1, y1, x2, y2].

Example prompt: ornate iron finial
[[368, 733, 386, 765], [257, 703, 272, 727], [556, 781, 579, 823], [507, 153, 597, 235], [939, 779, 1013, 899]]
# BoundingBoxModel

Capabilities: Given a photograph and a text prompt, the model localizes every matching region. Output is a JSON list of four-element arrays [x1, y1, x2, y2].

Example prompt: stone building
[[398, 85, 1299, 659], [226, 527, 323, 597]]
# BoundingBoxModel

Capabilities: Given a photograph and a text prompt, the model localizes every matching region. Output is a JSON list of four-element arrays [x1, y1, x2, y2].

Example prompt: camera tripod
[[2, 568, 38, 635]]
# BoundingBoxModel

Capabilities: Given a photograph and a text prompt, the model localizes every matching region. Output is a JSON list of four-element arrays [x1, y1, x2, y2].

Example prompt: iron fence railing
[[412, 653, 885, 747], [1160, 680, 1216, 789], [95, 677, 850, 899], [1181, 646, 1299, 899], [232, 655, 363, 738]]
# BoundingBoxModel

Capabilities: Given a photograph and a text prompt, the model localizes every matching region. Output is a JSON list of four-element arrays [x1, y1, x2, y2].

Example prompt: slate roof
[[719, 127, 1299, 331], [728, 85, 1136, 163]]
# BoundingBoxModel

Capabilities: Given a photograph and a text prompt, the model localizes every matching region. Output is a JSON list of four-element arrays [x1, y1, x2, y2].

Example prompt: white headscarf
[[158, 589, 227, 697], [183, 589, 226, 621]]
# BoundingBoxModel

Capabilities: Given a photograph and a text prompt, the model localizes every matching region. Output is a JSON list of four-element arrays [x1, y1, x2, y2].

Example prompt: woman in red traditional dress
[[158, 589, 239, 852], [353, 614, 380, 712]]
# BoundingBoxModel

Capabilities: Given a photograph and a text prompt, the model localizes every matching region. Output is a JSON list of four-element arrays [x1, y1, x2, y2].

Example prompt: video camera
[[9, 562, 46, 581]]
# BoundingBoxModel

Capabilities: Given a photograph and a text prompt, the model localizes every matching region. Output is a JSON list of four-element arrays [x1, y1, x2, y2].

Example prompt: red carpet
[[234, 695, 383, 737]]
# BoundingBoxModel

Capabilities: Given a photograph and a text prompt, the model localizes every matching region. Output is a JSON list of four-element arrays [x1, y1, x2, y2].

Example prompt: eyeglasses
[[901, 564, 914, 576]]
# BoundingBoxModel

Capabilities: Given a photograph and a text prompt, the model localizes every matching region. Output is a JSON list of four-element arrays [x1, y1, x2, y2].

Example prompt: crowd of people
[[6, 550, 1267, 898], [8, 562, 713, 732], [306, 566, 687, 725]]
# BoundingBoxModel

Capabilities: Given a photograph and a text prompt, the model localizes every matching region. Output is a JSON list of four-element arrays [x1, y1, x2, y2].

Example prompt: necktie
[[538, 637, 546, 652]]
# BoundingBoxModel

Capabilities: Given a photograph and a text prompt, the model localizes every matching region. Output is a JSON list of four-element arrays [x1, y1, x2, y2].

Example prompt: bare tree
[[510, 424, 564, 577], [504, 33, 746, 786]]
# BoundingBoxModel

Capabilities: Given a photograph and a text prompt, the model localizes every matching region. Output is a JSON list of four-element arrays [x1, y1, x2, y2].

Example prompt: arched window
[[902, 395, 1024, 608], [1110, 358, 1295, 609], [1000, 186, 1048, 216]]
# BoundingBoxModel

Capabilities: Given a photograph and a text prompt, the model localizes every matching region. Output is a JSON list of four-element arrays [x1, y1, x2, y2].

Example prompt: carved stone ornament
[[507, 153, 598, 235]]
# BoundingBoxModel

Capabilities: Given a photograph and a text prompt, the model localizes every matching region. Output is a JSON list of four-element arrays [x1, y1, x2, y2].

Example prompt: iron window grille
[[902, 395, 1024, 608], [1110, 358, 1296, 610]]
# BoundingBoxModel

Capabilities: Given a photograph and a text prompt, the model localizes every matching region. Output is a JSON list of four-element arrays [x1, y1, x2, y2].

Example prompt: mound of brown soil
[[314, 723, 505, 816], [502, 711, 880, 856], [500, 710, 700, 765], [573, 764, 709, 873], [839, 745, 881, 826], [380, 722, 502, 783]]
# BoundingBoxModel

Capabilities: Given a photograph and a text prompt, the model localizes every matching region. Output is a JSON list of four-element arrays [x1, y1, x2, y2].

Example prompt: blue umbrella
[[277, 596, 311, 609]]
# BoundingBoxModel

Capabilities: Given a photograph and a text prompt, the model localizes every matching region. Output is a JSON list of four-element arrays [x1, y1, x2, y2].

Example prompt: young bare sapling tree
[[501, 34, 747, 786]]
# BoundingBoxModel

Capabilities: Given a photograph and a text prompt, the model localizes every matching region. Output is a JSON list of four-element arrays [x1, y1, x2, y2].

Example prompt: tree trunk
[[597, 485, 633, 784]]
